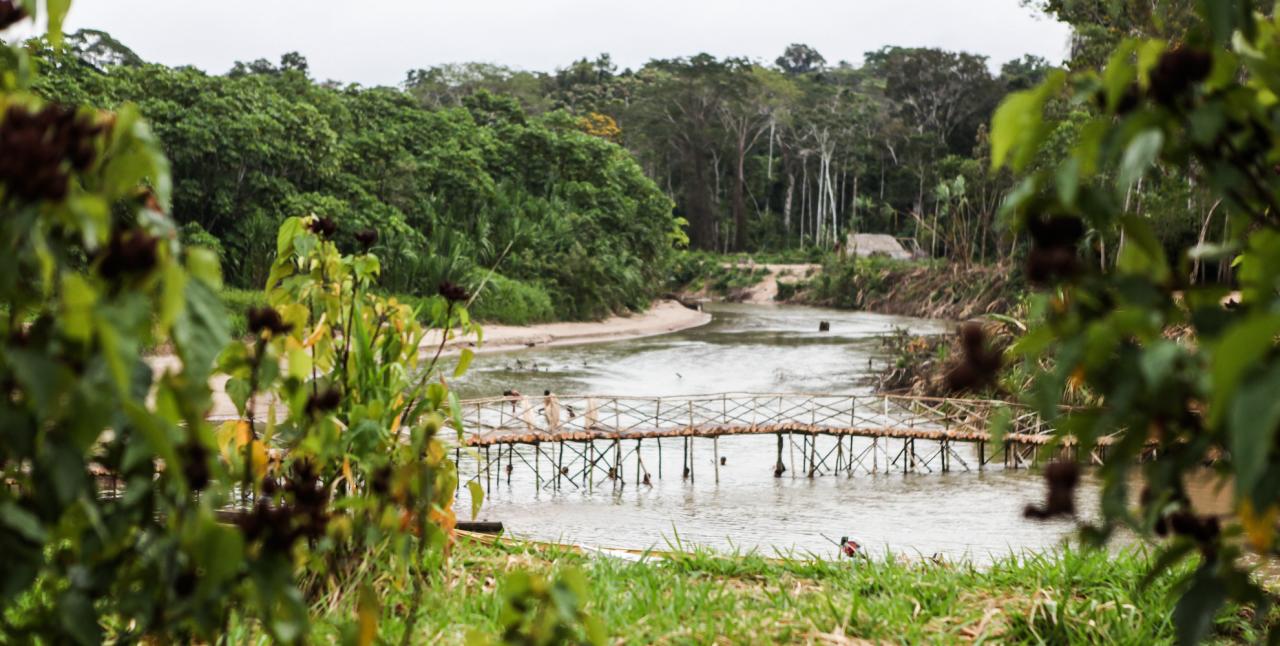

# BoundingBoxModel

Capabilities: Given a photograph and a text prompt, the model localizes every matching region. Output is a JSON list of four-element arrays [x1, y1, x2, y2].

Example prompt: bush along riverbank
[[224, 535, 1273, 644], [792, 256, 1025, 320]]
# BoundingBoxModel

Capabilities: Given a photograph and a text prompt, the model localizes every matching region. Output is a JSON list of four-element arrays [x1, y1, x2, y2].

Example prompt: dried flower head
[[246, 306, 292, 336], [438, 280, 469, 304], [307, 216, 338, 238], [0, 1, 28, 30], [355, 228, 378, 250]]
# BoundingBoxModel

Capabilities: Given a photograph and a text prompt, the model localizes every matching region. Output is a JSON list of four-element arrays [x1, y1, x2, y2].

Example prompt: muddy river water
[[452, 303, 1224, 561]]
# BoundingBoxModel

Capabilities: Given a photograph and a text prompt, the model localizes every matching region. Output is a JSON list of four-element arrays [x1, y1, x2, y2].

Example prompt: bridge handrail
[[454, 392, 1064, 442]]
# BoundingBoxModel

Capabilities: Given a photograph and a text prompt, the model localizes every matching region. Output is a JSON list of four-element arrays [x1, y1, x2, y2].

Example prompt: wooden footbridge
[[455, 393, 1117, 494]]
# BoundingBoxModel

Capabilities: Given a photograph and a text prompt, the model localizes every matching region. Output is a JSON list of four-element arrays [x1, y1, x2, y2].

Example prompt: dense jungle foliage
[[27, 35, 681, 321], [991, 0, 1280, 642]]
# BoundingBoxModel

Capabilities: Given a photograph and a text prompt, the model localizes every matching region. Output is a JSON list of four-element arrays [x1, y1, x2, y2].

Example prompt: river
[[452, 303, 1111, 562]]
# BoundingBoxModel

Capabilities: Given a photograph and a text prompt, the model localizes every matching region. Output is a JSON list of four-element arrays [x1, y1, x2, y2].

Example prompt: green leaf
[[990, 71, 1065, 172], [1119, 129, 1164, 190], [1136, 40, 1168, 89], [467, 480, 484, 521], [59, 272, 96, 342], [454, 348, 474, 379], [174, 278, 231, 383], [1173, 562, 1226, 646], [1209, 314, 1280, 427], [1117, 215, 1169, 283], [1228, 362, 1280, 501], [0, 501, 47, 543], [275, 216, 303, 259]]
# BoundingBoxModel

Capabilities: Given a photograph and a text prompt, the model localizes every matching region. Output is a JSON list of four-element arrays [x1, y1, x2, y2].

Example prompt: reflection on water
[[451, 303, 1139, 561]]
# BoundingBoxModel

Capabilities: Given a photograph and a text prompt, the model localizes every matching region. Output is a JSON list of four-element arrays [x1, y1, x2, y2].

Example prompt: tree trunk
[[733, 145, 748, 251]]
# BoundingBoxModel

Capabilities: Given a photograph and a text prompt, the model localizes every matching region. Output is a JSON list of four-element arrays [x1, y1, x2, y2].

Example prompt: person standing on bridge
[[542, 389, 562, 433]]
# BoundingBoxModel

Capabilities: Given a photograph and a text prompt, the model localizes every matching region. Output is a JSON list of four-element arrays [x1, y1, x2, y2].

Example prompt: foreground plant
[[993, 1, 1280, 641], [0, 4, 475, 642]]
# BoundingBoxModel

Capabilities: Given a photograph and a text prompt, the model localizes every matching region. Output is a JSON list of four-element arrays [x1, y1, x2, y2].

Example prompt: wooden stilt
[[774, 432, 784, 477], [713, 436, 720, 484]]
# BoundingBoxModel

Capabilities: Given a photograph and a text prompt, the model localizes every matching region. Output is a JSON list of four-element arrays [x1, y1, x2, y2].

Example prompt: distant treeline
[[403, 44, 1055, 262], [30, 31, 682, 321]]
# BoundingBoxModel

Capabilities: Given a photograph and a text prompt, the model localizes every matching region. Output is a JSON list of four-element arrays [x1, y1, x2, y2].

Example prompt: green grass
[[221, 537, 1271, 644]]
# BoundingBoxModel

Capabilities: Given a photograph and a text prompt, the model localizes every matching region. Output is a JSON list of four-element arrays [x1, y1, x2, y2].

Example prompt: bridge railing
[[456, 393, 1049, 443]]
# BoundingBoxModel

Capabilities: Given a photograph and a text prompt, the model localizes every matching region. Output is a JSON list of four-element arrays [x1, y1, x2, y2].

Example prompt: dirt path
[[731, 263, 821, 304]]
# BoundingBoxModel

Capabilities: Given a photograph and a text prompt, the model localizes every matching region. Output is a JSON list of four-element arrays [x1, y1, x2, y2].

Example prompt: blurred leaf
[[454, 348, 474, 378], [467, 480, 484, 520], [1119, 130, 1164, 191], [1173, 563, 1226, 646], [356, 585, 379, 646]]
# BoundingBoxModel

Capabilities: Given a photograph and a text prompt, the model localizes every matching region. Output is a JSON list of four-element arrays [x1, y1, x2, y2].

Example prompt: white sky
[[52, 0, 1071, 86]]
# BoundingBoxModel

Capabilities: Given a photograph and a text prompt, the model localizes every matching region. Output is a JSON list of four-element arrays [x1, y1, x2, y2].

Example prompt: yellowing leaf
[[1239, 500, 1277, 552], [303, 313, 328, 348], [249, 440, 269, 481], [234, 420, 253, 447], [357, 586, 379, 646]]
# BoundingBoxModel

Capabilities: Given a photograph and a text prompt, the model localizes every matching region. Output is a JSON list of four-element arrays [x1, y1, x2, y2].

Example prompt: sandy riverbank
[[422, 299, 711, 354], [148, 299, 711, 421]]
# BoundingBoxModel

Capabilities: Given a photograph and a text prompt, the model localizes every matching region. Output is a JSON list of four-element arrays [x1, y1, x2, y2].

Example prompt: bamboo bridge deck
[[455, 393, 1120, 493]]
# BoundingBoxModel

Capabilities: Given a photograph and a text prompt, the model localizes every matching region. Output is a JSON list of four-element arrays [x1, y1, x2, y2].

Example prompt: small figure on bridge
[[542, 390, 562, 432], [503, 389, 522, 413]]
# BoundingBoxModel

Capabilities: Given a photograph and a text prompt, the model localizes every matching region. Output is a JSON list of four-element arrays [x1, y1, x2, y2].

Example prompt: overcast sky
[[57, 0, 1072, 86]]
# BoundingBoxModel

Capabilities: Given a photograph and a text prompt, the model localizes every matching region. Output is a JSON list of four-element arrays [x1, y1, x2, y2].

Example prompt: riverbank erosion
[[146, 300, 710, 421], [242, 534, 1269, 643], [793, 258, 1022, 320], [668, 253, 1021, 320]]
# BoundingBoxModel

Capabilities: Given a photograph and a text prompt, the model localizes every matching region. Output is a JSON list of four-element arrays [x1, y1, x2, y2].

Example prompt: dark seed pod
[[355, 228, 378, 250], [98, 228, 159, 280], [173, 568, 198, 597], [1149, 47, 1213, 106], [307, 216, 338, 238], [0, 1, 29, 30], [1024, 461, 1079, 520], [305, 387, 342, 416], [370, 465, 392, 495], [1025, 215, 1085, 287], [178, 438, 211, 491], [246, 306, 292, 336], [438, 280, 469, 304]]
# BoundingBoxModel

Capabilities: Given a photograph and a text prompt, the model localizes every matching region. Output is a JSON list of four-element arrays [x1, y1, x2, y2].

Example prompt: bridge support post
[[713, 437, 720, 484], [485, 445, 492, 493], [657, 438, 663, 479], [534, 442, 540, 490], [614, 439, 622, 486], [808, 435, 817, 478], [682, 437, 689, 480], [789, 432, 796, 478], [636, 439, 642, 484], [774, 433, 784, 477], [507, 445, 513, 485], [586, 440, 594, 493], [556, 442, 564, 490]]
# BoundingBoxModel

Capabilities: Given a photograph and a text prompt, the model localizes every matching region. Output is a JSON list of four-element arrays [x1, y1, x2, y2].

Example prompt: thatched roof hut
[[845, 233, 914, 261]]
